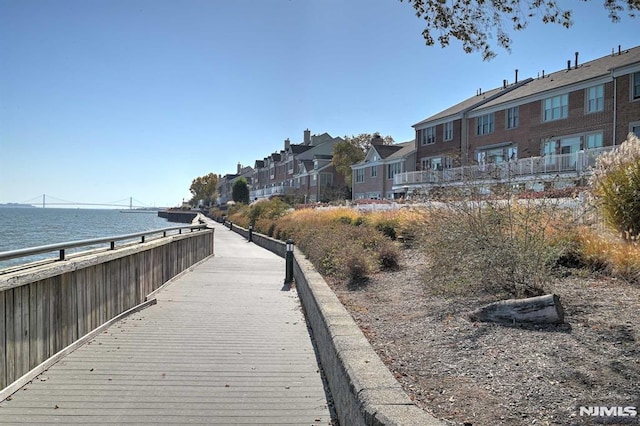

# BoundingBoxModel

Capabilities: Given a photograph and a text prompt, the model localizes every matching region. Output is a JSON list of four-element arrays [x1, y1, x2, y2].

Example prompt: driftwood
[[468, 294, 564, 324]]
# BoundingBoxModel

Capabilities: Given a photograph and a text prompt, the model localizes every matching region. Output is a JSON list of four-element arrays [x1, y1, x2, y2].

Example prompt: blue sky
[[1, 0, 638, 208]]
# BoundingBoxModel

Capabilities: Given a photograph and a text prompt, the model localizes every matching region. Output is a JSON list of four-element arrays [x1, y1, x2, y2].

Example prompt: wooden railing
[[0, 226, 214, 391]]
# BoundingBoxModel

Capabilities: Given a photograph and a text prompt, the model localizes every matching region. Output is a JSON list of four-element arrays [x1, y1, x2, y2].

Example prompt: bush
[[591, 133, 640, 240], [423, 198, 571, 298]]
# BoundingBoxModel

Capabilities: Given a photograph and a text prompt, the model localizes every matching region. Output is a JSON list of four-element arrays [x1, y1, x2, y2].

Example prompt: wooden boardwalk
[[0, 223, 333, 424]]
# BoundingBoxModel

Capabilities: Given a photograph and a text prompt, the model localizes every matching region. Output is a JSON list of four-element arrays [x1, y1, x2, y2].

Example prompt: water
[[0, 208, 171, 268]]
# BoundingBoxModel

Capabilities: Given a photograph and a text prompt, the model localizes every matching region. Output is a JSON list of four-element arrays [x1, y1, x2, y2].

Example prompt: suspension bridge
[[20, 194, 157, 209]]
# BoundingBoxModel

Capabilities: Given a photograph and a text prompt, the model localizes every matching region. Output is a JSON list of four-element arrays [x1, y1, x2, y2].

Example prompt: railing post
[[229, 221, 233, 231], [249, 225, 253, 242], [285, 240, 294, 284]]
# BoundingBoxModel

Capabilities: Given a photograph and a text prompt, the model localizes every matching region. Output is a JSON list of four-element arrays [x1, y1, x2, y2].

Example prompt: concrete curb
[[226, 223, 442, 426]]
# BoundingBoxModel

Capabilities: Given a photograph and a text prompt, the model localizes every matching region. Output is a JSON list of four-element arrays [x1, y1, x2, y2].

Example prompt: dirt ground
[[330, 247, 640, 425]]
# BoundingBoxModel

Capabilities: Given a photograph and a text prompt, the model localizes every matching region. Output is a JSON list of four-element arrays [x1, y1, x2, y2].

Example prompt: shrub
[[590, 133, 640, 240], [345, 253, 370, 282], [422, 198, 570, 298], [377, 243, 400, 270]]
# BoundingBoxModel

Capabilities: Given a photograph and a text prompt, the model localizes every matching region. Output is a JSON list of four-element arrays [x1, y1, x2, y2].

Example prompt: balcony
[[393, 147, 613, 189]]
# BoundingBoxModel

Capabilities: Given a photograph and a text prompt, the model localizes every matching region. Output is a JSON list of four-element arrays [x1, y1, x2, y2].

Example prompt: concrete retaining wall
[[227, 223, 441, 426]]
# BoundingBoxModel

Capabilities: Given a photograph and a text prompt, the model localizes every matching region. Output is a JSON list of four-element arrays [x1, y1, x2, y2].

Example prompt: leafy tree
[[189, 173, 218, 207], [400, 0, 639, 60], [332, 133, 394, 187], [232, 177, 250, 204]]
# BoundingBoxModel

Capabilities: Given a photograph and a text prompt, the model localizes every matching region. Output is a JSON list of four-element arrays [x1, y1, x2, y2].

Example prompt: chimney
[[371, 134, 384, 146], [237, 163, 241, 174], [575, 51, 579, 69], [503, 79, 507, 89], [303, 129, 311, 145], [619, 44, 622, 55], [284, 138, 290, 150], [567, 60, 571, 71], [515, 69, 518, 83], [542, 70, 545, 78]]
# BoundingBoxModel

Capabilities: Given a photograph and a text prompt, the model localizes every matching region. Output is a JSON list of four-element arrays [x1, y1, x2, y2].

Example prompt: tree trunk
[[468, 294, 564, 324]]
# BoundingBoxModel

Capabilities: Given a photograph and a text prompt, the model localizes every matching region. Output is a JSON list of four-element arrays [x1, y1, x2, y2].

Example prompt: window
[[421, 156, 452, 170], [387, 162, 402, 179], [443, 121, 453, 141], [355, 169, 364, 183], [543, 94, 568, 121], [420, 126, 435, 145], [586, 133, 603, 149], [506, 107, 519, 129], [418, 127, 436, 145], [476, 113, 494, 135], [320, 173, 333, 186], [634, 72, 640, 100], [371, 165, 377, 177], [630, 122, 640, 137], [475, 145, 517, 165], [587, 85, 604, 113]]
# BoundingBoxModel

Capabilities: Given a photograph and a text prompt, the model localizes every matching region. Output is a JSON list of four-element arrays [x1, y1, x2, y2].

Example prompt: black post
[[249, 225, 253, 242], [285, 239, 294, 284], [229, 221, 233, 231]]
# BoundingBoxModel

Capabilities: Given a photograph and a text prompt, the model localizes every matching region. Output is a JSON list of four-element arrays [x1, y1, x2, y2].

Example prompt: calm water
[[0, 208, 171, 268]]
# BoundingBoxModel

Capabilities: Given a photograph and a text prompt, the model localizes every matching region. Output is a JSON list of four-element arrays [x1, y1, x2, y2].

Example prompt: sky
[[0, 0, 638, 208]]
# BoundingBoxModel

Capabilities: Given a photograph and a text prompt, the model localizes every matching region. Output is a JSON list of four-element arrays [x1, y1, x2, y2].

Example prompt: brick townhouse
[[395, 44, 640, 195], [351, 136, 416, 200], [249, 129, 345, 203], [217, 163, 254, 205]]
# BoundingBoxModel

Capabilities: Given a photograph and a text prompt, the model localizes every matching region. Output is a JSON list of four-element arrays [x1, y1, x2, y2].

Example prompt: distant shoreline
[[0, 203, 36, 208]]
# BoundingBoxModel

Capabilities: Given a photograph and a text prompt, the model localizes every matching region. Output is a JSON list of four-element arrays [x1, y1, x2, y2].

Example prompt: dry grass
[[578, 227, 640, 283]]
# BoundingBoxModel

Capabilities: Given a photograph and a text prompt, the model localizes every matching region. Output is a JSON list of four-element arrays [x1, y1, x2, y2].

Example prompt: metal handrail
[[0, 224, 209, 262]]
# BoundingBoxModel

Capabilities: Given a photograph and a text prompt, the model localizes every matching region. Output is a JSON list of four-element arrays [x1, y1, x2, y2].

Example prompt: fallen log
[[468, 294, 564, 324]]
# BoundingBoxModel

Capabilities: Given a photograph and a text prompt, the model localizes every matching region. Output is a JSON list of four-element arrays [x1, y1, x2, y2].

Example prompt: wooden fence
[[0, 228, 214, 390]]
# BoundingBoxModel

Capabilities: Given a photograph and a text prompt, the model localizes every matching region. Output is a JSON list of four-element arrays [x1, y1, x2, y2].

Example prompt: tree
[[400, 0, 639, 60], [232, 177, 250, 204], [189, 173, 218, 207], [332, 133, 394, 187]]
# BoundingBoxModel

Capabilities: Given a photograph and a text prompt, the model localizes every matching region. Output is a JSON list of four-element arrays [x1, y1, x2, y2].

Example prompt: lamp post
[[285, 239, 294, 284]]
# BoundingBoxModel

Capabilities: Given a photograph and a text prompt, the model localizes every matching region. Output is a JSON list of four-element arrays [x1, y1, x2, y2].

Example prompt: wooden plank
[[5, 288, 15, 384], [13, 286, 24, 380], [71, 272, 78, 343], [28, 282, 37, 370], [97, 263, 106, 326], [89, 266, 97, 331], [50, 275, 61, 355], [0, 290, 6, 389], [36, 280, 48, 365], [76, 268, 86, 338], [60, 272, 71, 347], [20, 285, 29, 376], [0, 298, 156, 402], [106, 261, 114, 320]]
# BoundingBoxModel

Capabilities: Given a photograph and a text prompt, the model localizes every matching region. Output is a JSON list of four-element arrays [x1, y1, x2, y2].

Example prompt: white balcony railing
[[394, 147, 613, 187]]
